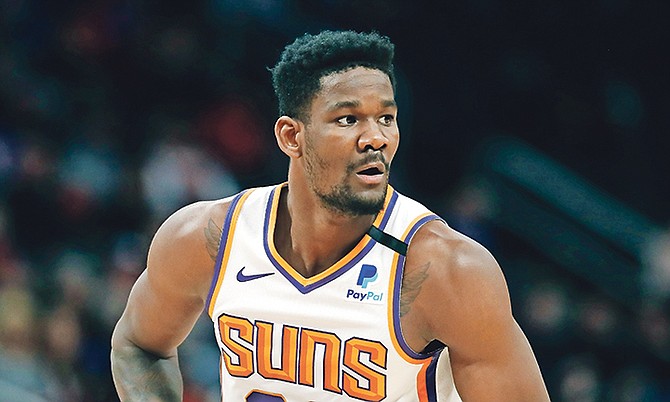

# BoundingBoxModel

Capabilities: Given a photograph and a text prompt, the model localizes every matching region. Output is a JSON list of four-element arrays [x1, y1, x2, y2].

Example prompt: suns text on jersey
[[217, 312, 388, 401]]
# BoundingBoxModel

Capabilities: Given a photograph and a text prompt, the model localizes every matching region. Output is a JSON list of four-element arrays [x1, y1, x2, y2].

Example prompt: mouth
[[356, 161, 385, 175], [355, 162, 386, 184]]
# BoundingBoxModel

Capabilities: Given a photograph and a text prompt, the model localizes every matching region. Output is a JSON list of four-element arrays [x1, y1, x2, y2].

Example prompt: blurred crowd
[[2, 0, 670, 401], [1, 1, 265, 400], [0, 123, 241, 400]]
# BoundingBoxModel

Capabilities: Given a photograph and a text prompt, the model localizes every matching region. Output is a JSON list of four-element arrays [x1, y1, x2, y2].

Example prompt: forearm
[[111, 343, 183, 402], [453, 361, 550, 402]]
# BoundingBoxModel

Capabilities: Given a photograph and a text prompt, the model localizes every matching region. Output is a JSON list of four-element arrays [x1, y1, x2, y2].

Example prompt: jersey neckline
[[263, 182, 398, 294]]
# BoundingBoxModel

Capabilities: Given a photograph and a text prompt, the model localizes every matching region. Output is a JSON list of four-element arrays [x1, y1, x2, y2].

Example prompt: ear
[[274, 116, 303, 158]]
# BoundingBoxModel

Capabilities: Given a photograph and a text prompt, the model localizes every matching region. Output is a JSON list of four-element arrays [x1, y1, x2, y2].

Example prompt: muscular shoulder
[[403, 220, 511, 346], [146, 198, 233, 298], [151, 199, 230, 253], [408, 221, 501, 281]]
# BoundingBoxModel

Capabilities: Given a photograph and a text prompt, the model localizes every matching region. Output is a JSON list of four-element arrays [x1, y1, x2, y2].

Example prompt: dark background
[[1, 1, 669, 401]]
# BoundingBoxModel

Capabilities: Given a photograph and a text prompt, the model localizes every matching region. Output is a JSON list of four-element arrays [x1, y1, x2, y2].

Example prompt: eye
[[379, 114, 395, 126], [336, 115, 357, 126]]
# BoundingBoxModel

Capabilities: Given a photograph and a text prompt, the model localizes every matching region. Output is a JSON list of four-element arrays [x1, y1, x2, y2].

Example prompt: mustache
[[348, 152, 389, 172]]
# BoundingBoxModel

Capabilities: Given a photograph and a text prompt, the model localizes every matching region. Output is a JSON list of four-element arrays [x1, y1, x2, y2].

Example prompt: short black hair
[[271, 30, 395, 120]]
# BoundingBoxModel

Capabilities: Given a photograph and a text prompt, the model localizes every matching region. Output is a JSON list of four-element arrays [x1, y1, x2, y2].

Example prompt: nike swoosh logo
[[236, 267, 275, 282]]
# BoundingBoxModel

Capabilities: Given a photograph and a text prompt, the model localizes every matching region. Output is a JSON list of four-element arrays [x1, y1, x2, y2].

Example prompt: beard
[[316, 179, 388, 216], [304, 149, 390, 217]]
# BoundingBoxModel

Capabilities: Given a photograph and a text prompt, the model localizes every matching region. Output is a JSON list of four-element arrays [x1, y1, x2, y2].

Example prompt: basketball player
[[111, 30, 550, 401]]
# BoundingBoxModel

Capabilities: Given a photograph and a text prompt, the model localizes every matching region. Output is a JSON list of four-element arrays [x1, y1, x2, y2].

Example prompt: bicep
[[443, 254, 548, 401], [409, 225, 549, 401], [449, 317, 549, 401], [113, 203, 218, 357], [115, 267, 205, 357]]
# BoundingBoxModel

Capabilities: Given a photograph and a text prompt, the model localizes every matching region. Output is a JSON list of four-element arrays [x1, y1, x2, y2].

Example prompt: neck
[[276, 183, 377, 278]]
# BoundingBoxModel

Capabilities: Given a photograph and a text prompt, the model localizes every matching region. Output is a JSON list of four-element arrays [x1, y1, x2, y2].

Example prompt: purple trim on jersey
[[391, 214, 443, 359], [425, 350, 441, 402], [378, 190, 398, 229], [263, 186, 398, 294], [205, 190, 248, 314]]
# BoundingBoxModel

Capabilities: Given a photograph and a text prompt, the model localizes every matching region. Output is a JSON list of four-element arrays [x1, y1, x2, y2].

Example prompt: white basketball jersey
[[206, 183, 463, 401]]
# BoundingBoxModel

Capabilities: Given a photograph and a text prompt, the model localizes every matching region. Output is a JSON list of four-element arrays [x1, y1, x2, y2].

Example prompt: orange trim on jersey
[[265, 183, 394, 287], [387, 212, 435, 364], [416, 360, 431, 402], [207, 190, 254, 317]]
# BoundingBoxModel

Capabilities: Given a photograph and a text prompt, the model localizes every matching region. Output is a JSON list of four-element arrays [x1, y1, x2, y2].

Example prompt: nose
[[358, 120, 389, 152]]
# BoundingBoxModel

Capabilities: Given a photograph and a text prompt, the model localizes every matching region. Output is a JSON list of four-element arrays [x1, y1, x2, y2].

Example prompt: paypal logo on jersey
[[357, 264, 378, 288], [346, 264, 384, 304]]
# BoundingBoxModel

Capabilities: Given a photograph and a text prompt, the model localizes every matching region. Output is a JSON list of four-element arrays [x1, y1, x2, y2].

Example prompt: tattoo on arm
[[204, 218, 223, 262], [112, 346, 182, 401], [400, 262, 430, 317]]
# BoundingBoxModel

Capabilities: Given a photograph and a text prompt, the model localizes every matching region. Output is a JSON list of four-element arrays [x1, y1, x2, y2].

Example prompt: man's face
[[301, 67, 399, 217]]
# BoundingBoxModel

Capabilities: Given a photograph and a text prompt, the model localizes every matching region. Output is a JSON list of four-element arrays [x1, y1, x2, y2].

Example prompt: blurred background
[[1, 1, 669, 401]]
